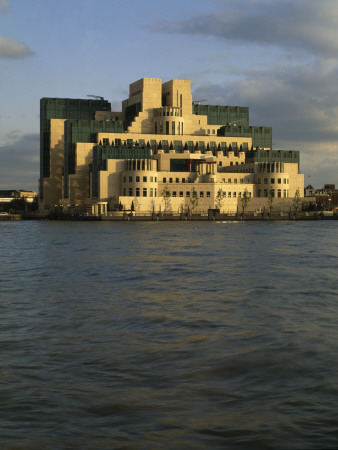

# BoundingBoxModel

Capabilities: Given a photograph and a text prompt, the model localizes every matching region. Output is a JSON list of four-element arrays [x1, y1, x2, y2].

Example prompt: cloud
[[0, 36, 33, 58], [0, 133, 39, 190], [0, 0, 10, 15], [156, 0, 338, 59]]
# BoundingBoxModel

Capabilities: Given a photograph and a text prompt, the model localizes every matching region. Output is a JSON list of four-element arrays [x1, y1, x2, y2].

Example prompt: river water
[[1, 220, 338, 449]]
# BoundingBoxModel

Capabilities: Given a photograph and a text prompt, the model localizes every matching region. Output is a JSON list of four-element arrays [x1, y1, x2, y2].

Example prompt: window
[[143, 188, 147, 197], [163, 177, 166, 183], [136, 188, 140, 197], [182, 178, 185, 183], [264, 178, 268, 184], [228, 178, 231, 183], [172, 121, 175, 135], [155, 188, 157, 197], [207, 191, 210, 198], [264, 189, 268, 197], [176, 178, 179, 183], [123, 188, 126, 196], [123, 176, 126, 183], [169, 178, 173, 183], [278, 178, 282, 184], [155, 177, 157, 182], [230, 162, 233, 166], [278, 189, 282, 198], [173, 191, 177, 197], [234, 178, 237, 184], [150, 176, 153, 182], [129, 188, 133, 196], [136, 176, 140, 182], [186, 191, 190, 197], [222, 179, 225, 183], [179, 191, 183, 197], [258, 189, 261, 197], [233, 192, 237, 198], [150, 188, 153, 197], [200, 191, 204, 197], [283, 189, 286, 198], [129, 176, 132, 182], [238, 192, 241, 197], [143, 176, 147, 182], [219, 161, 222, 166], [212, 129, 215, 134], [258, 178, 261, 184], [271, 178, 275, 184], [228, 192, 231, 197]]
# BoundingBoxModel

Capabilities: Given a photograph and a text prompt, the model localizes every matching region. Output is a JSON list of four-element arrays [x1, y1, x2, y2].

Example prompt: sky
[[1, 0, 338, 192]]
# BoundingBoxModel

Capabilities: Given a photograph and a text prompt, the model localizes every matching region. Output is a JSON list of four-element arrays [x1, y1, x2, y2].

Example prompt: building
[[39, 77, 304, 216]]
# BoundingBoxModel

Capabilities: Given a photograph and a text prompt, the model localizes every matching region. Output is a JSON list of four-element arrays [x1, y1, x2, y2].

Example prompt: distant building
[[0, 190, 36, 203], [39, 78, 305, 216]]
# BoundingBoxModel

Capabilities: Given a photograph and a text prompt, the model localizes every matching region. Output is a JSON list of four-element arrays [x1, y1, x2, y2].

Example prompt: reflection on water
[[1, 220, 338, 449]]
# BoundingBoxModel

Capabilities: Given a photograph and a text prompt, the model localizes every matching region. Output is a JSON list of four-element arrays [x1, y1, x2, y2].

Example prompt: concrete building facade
[[39, 77, 304, 216]]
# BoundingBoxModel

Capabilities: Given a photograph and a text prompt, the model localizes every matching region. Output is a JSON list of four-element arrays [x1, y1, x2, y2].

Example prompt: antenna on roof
[[87, 95, 104, 100]]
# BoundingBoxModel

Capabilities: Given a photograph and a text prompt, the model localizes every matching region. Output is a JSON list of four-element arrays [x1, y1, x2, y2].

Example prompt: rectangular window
[[129, 188, 133, 196], [166, 121, 169, 134], [143, 176, 147, 182], [143, 188, 147, 197], [150, 188, 153, 197], [163, 177, 166, 183], [186, 191, 190, 197], [155, 188, 157, 197], [233, 192, 237, 198], [136, 188, 140, 197], [258, 189, 261, 197], [228, 178, 231, 183], [278, 178, 282, 184], [172, 191, 177, 197], [123, 176, 126, 183], [283, 189, 286, 197], [172, 121, 175, 135], [219, 161, 222, 166], [278, 189, 282, 197], [238, 192, 241, 197], [123, 188, 126, 196], [200, 191, 204, 197], [271, 178, 275, 184], [169, 178, 173, 183], [129, 176, 132, 182], [136, 176, 140, 182], [264, 178, 268, 184], [207, 191, 210, 198], [150, 176, 153, 182], [228, 192, 231, 197], [264, 189, 268, 197], [182, 178, 185, 183], [179, 191, 183, 197], [155, 177, 157, 182], [176, 178, 179, 183], [234, 178, 237, 184]]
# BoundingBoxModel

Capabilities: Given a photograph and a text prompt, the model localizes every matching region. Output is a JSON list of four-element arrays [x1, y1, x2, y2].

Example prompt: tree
[[189, 187, 199, 213], [292, 188, 301, 216], [215, 188, 226, 211], [241, 188, 251, 216], [161, 186, 171, 213]]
